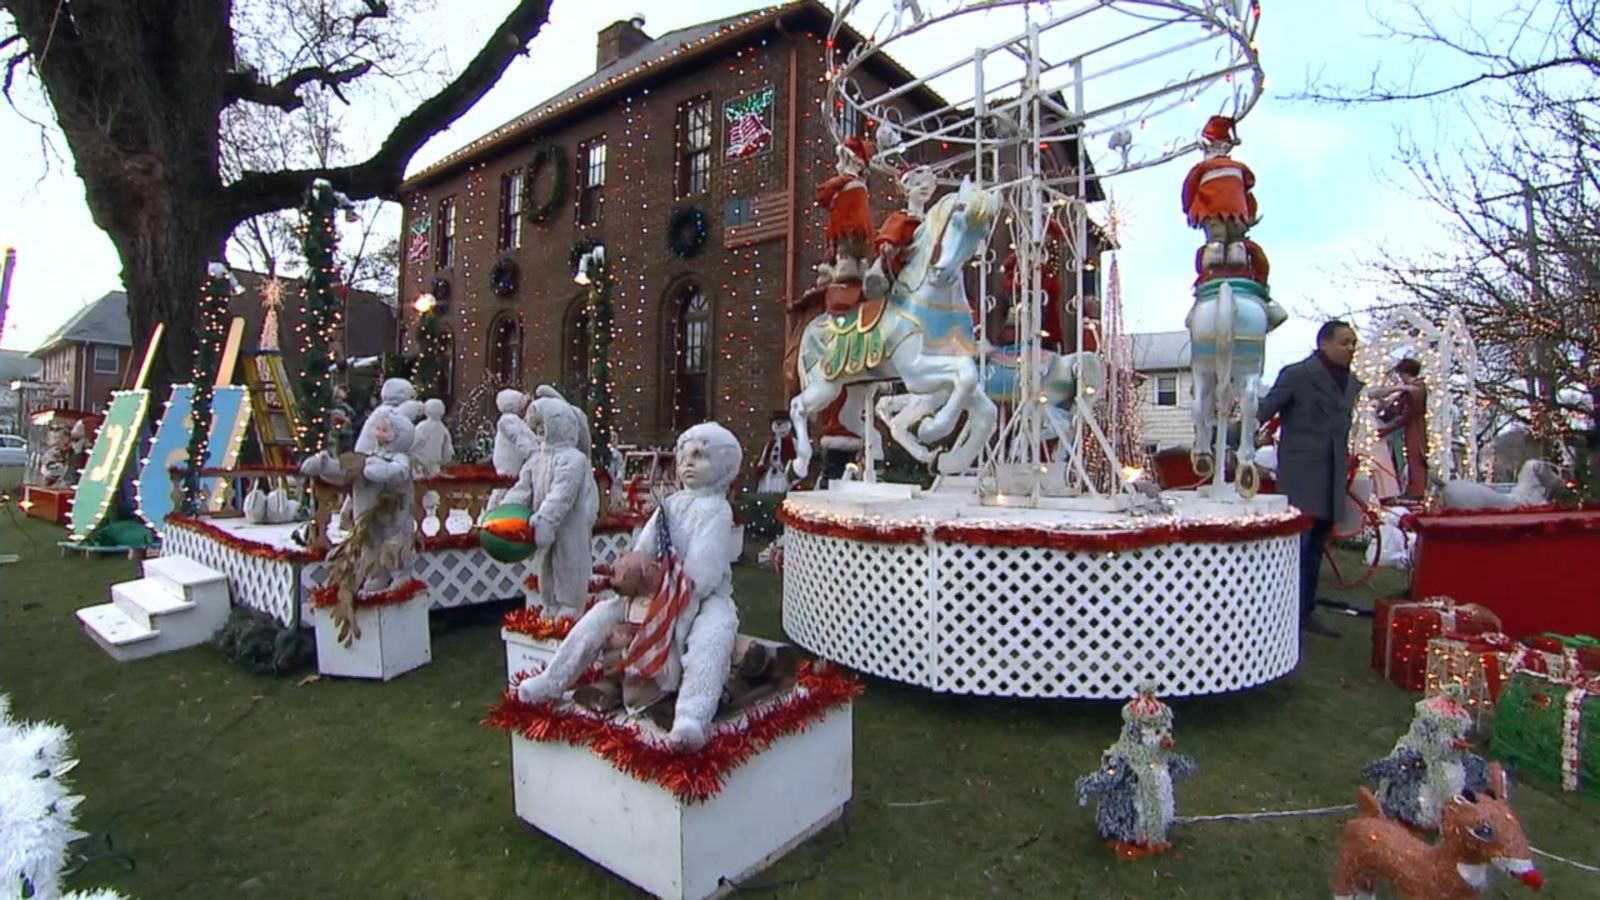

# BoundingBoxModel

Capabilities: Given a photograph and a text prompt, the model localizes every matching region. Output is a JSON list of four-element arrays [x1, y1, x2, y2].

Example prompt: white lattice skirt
[[780, 485, 1302, 699]]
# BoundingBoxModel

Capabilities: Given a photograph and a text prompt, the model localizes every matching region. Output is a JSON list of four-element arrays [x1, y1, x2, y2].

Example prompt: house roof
[[1130, 331, 1190, 371], [31, 291, 131, 357], [0, 349, 42, 383], [402, 0, 942, 191]]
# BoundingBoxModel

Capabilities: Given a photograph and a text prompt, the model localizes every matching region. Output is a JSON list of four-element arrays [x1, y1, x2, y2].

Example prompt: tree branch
[[1300, 54, 1600, 105], [225, 60, 374, 111], [351, 1, 392, 38], [220, 0, 552, 228]]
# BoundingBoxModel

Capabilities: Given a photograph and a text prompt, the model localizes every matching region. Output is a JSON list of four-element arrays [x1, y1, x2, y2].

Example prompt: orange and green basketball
[[479, 504, 536, 563]]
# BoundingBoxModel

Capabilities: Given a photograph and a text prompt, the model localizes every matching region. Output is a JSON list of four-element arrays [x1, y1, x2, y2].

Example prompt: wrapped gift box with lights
[[1423, 631, 1521, 733], [310, 578, 432, 681], [1371, 596, 1501, 692], [484, 658, 859, 900], [1491, 668, 1600, 798]]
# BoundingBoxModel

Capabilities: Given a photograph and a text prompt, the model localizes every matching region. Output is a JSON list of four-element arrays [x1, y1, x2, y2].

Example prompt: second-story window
[[578, 137, 607, 227], [499, 168, 524, 250], [836, 96, 860, 138], [677, 95, 713, 197], [436, 196, 457, 268]]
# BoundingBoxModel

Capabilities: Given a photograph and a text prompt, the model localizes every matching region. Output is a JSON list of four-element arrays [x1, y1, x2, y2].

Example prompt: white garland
[[0, 695, 128, 900]]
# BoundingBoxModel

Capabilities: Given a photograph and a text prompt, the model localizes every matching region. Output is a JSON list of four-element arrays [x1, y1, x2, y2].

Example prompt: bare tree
[[1, 0, 552, 402]]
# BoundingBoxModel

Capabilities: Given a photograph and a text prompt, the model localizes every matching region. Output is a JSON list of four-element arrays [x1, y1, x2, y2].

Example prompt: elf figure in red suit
[[864, 163, 936, 300], [815, 137, 876, 287], [1180, 115, 1287, 330]]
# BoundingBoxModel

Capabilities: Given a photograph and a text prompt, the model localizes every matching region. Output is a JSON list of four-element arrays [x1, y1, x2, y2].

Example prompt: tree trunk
[[115, 198, 228, 402]]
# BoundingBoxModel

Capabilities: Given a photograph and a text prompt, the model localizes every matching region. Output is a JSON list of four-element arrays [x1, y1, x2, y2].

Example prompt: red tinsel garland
[[309, 576, 428, 610], [164, 515, 323, 563], [417, 531, 483, 552], [1402, 506, 1600, 538], [778, 504, 1310, 552], [502, 608, 577, 641], [483, 662, 863, 804], [776, 505, 923, 544]]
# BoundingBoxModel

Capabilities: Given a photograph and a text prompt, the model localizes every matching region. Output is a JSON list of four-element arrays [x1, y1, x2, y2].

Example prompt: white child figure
[[322, 407, 417, 644], [515, 422, 743, 753], [411, 398, 454, 476], [503, 393, 599, 616], [354, 378, 422, 453], [485, 388, 537, 513]]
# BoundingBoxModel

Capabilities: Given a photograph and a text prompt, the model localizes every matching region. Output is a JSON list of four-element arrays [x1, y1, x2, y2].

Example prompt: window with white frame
[[577, 137, 607, 226], [499, 168, 524, 250], [92, 345, 119, 374], [677, 95, 713, 197], [436, 196, 457, 268], [1155, 374, 1179, 407]]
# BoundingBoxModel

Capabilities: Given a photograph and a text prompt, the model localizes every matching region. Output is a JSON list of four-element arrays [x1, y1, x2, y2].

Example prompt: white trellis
[[1353, 306, 1481, 487], [826, 0, 1264, 503]]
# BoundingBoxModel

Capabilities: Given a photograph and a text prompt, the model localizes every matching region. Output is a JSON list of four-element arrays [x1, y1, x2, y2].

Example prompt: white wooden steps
[[75, 554, 231, 662]]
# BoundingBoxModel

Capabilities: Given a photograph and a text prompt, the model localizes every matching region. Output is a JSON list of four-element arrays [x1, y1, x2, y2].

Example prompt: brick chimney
[[597, 15, 651, 70]]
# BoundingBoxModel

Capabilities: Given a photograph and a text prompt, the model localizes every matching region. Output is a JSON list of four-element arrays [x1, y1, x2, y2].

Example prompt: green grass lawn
[[2, 512, 1597, 899]]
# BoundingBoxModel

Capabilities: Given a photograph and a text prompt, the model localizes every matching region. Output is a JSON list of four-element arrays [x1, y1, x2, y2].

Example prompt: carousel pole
[[1071, 54, 1090, 496]]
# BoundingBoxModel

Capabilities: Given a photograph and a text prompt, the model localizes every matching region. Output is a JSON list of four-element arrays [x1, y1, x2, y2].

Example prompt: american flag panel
[[723, 191, 791, 248]]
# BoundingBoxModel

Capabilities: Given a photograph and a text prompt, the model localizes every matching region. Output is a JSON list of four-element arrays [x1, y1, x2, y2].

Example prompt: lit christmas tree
[[181, 264, 238, 512], [295, 179, 355, 455]]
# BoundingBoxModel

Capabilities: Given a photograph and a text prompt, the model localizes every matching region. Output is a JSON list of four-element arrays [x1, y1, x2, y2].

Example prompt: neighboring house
[[229, 269, 396, 370], [29, 291, 131, 414], [0, 348, 43, 433], [1130, 330, 1192, 453]]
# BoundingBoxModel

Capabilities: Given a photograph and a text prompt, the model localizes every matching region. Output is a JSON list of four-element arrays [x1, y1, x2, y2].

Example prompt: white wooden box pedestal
[[501, 628, 560, 679], [509, 704, 853, 900], [314, 594, 432, 681]]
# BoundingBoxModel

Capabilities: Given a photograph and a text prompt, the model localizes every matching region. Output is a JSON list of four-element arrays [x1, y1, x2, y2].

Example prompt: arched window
[[487, 314, 522, 385], [562, 294, 591, 410], [667, 281, 711, 431]]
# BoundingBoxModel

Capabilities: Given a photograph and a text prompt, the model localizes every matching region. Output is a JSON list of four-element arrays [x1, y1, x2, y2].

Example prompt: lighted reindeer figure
[[1333, 762, 1544, 900]]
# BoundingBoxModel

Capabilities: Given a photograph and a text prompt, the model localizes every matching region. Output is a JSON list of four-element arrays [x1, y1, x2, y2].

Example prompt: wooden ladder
[[240, 350, 301, 467]]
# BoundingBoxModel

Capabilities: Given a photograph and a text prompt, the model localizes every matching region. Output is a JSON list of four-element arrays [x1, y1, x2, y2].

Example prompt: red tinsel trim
[[483, 662, 863, 803], [168, 464, 301, 477], [309, 577, 428, 610], [164, 515, 323, 562], [417, 530, 483, 552], [776, 505, 923, 544], [502, 608, 577, 641], [1403, 505, 1600, 538], [778, 503, 1310, 551]]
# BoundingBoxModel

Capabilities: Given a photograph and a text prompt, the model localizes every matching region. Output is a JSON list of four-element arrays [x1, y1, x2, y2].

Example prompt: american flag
[[620, 505, 694, 680], [724, 191, 791, 249]]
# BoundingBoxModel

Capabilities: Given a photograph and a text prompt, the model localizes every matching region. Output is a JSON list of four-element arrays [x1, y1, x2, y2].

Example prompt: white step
[[143, 554, 228, 601], [76, 604, 164, 662], [112, 578, 194, 630]]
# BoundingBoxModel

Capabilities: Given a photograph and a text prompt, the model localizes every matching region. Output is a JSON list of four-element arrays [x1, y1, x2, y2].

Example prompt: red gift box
[[1372, 596, 1503, 691]]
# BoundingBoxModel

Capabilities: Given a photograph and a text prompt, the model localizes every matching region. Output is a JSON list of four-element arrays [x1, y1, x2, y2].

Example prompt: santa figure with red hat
[[1180, 115, 1287, 330], [863, 163, 936, 300], [815, 136, 877, 287]]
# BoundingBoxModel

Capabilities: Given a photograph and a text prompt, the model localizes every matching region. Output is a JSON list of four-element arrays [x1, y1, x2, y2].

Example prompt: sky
[[0, 0, 1485, 383]]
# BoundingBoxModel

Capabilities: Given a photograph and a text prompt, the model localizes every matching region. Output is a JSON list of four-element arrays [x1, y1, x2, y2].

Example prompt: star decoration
[[260, 276, 284, 311]]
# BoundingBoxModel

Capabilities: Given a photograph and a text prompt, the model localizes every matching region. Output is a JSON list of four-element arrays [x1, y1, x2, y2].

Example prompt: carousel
[[780, 0, 1300, 699]]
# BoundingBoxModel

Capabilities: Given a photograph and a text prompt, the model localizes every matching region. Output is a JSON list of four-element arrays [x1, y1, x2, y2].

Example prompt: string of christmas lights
[[181, 266, 236, 513], [296, 180, 349, 455]]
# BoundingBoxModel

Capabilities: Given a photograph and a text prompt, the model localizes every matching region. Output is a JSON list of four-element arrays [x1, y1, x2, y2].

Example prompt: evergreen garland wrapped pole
[[586, 260, 615, 466], [413, 311, 446, 397], [180, 264, 238, 513], [296, 179, 356, 455]]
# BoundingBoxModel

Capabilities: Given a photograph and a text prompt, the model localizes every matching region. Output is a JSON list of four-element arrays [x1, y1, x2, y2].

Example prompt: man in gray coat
[[1257, 320, 1362, 638]]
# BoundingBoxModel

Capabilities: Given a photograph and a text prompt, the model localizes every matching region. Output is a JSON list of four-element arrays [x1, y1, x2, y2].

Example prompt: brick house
[[397, 1, 1106, 455], [29, 290, 131, 414]]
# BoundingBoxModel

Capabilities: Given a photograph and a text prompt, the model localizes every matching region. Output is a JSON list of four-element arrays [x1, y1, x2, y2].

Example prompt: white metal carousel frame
[[825, 0, 1265, 502], [781, 1, 1298, 700]]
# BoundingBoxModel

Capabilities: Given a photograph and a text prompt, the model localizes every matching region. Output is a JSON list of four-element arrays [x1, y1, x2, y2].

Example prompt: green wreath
[[526, 143, 568, 225], [667, 207, 709, 258]]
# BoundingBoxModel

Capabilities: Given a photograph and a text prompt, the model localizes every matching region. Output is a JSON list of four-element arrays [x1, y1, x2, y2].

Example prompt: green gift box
[[1491, 669, 1600, 797]]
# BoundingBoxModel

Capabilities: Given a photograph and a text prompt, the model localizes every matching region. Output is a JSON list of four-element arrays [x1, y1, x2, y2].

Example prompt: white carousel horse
[[791, 180, 1001, 476], [1438, 459, 1562, 510], [876, 347, 1105, 466], [1187, 277, 1270, 496]]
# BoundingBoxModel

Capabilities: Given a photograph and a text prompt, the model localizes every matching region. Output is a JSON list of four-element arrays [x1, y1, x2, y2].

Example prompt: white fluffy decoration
[[1438, 459, 1562, 511], [1364, 506, 1413, 570], [0, 695, 128, 900]]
